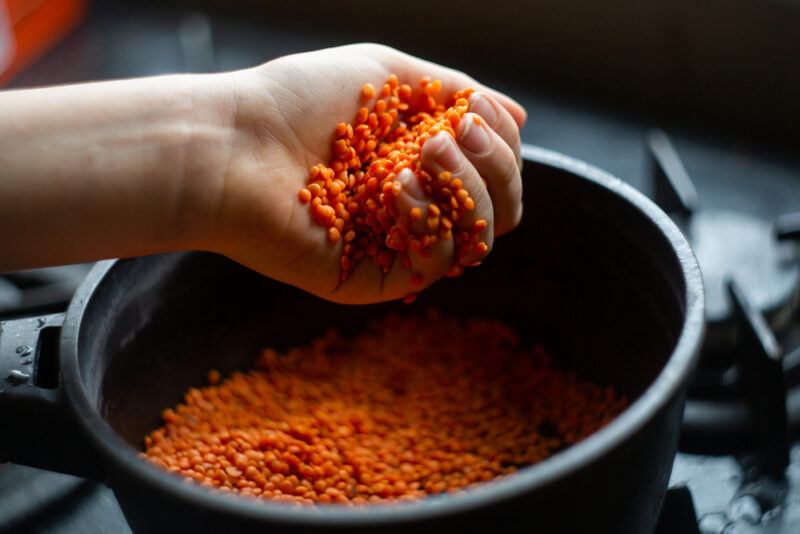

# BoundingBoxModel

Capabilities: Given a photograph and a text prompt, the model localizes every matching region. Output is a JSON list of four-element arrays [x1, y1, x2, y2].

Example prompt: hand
[[196, 43, 526, 304]]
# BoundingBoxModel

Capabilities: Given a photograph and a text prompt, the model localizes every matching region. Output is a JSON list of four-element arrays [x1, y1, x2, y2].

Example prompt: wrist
[[181, 66, 289, 258], [170, 72, 240, 252]]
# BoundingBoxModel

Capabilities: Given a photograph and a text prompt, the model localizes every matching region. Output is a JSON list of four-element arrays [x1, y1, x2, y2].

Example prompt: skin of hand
[[192, 43, 527, 304], [0, 43, 525, 305]]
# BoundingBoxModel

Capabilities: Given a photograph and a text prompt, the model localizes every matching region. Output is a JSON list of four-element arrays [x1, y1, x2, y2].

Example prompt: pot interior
[[76, 152, 688, 469]]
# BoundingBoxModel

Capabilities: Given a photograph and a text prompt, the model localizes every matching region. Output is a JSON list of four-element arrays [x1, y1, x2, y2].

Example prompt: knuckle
[[360, 42, 395, 54]]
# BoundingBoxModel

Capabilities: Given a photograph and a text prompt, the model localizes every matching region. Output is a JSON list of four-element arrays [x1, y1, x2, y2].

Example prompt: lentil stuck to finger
[[300, 76, 490, 300], [143, 311, 627, 506]]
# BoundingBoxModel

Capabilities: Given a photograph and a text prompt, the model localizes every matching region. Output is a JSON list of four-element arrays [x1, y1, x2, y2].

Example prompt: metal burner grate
[[649, 129, 800, 532], [648, 130, 800, 353], [0, 264, 93, 319]]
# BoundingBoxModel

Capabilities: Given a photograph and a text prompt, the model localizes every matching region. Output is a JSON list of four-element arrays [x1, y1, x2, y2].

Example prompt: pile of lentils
[[143, 311, 627, 505], [297, 75, 488, 303]]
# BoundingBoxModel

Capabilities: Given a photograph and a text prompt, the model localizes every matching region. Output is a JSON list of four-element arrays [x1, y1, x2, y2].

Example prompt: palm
[[212, 44, 524, 304]]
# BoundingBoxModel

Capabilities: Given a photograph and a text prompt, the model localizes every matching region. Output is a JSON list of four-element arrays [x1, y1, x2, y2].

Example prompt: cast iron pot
[[0, 145, 704, 534]]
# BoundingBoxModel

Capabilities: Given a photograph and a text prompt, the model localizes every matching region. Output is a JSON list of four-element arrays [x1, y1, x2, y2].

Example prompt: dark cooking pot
[[0, 145, 704, 534]]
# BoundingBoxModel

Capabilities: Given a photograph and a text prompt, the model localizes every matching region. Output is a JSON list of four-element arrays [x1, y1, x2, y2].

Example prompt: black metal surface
[[648, 129, 698, 221], [729, 281, 789, 478], [0, 466, 129, 533], [691, 211, 798, 333], [654, 486, 701, 534], [0, 148, 704, 533], [0, 314, 102, 480], [670, 446, 800, 534], [646, 130, 800, 468], [642, 129, 800, 532], [0, 265, 93, 319], [647, 132, 800, 350], [775, 213, 800, 242]]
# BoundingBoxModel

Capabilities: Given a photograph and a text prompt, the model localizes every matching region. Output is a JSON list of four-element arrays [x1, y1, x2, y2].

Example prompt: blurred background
[[3, 0, 800, 157]]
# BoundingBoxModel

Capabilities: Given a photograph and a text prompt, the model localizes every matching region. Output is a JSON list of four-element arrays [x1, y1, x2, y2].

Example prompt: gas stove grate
[[0, 264, 92, 319]]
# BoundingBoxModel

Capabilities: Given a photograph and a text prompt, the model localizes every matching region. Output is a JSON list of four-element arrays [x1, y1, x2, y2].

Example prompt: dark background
[[12, 0, 800, 198]]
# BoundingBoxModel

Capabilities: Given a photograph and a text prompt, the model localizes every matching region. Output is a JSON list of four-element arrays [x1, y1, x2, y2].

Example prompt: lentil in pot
[[143, 311, 627, 505]]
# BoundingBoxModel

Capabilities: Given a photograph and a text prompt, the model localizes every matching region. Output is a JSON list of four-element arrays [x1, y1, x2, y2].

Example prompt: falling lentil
[[143, 311, 627, 506]]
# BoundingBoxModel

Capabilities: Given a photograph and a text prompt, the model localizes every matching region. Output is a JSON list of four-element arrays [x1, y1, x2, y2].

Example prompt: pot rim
[[59, 144, 705, 526]]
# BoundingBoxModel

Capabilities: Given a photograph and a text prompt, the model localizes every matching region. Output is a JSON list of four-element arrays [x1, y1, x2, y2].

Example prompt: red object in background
[[0, 0, 88, 86]]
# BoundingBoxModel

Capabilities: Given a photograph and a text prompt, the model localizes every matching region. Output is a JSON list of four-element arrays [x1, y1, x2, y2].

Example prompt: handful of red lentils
[[298, 75, 487, 303], [144, 311, 627, 506]]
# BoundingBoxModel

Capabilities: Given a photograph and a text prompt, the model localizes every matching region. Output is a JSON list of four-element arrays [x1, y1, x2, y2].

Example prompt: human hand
[[195, 43, 526, 304]]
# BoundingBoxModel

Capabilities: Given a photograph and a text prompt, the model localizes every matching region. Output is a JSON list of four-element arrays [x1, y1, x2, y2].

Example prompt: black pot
[[0, 145, 704, 533]]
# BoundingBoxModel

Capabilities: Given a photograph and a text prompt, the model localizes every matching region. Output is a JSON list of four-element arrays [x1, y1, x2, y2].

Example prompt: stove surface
[[2, 2, 800, 533]]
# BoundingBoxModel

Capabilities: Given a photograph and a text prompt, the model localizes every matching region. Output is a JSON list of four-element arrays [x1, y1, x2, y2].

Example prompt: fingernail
[[397, 168, 426, 201], [458, 115, 491, 154], [431, 132, 461, 170], [468, 93, 498, 127]]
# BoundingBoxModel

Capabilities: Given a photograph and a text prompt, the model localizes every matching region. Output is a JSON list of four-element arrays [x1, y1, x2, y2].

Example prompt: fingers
[[429, 67, 526, 128], [421, 132, 494, 266], [376, 45, 528, 128], [468, 93, 522, 169], [456, 113, 523, 236], [394, 168, 435, 236], [383, 169, 455, 296], [381, 235, 454, 298], [466, 86, 527, 130]]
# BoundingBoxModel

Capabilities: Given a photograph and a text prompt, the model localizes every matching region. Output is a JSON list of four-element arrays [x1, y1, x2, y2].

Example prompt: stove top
[[0, 264, 92, 320], [2, 2, 800, 533]]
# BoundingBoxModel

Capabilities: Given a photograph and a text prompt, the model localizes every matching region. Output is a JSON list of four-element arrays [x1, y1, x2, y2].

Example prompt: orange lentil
[[144, 312, 627, 506], [297, 188, 312, 204], [361, 83, 376, 100], [298, 75, 484, 299], [207, 370, 221, 385], [328, 227, 341, 243]]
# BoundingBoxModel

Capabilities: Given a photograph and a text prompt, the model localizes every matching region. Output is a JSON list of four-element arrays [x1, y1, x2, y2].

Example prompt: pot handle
[[0, 313, 103, 480]]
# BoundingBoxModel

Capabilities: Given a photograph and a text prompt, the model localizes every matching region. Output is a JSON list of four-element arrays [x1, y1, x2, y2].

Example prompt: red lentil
[[143, 311, 627, 506], [297, 188, 312, 204], [361, 83, 377, 100], [300, 75, 490, 300]]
